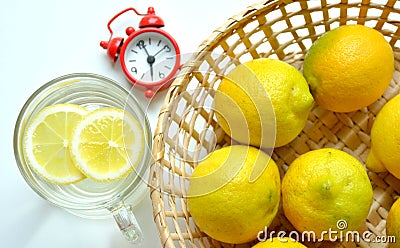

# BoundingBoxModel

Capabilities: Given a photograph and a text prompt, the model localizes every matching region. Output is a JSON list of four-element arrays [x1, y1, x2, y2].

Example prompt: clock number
[[131, 67, 137, 74], [159, 71, 165, 79], [164, 45, 171, 52], [137, 40, 145, 49]]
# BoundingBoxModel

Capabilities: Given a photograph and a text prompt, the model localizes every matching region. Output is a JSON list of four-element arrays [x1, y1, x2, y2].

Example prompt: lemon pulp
[[71, 107, 144, 182]]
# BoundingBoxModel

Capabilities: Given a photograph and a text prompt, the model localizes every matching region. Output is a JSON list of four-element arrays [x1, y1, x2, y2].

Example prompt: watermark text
[[257, 220, 396, 244]]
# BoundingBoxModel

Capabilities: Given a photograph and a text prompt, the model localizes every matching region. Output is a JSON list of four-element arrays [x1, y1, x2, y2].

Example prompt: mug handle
[[110, 204, 143, 244]]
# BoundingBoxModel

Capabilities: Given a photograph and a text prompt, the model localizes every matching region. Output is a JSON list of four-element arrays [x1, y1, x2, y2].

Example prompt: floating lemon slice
[[23, 104, 89, 184], [71, 107, 144, 182]]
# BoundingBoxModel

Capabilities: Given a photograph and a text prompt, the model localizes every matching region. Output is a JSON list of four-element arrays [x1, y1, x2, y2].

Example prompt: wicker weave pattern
[[149, 0, 400, 247]]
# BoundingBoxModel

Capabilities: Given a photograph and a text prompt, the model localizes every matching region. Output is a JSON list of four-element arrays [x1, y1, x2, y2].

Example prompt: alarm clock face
[[120, 29, 180, 87]]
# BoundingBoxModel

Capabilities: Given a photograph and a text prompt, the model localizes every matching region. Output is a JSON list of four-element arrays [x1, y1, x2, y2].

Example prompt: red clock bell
[[100, 7, 181, 98]]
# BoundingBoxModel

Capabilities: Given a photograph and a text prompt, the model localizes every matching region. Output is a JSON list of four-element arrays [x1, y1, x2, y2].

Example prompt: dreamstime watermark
[[257, 220, 396, 244]]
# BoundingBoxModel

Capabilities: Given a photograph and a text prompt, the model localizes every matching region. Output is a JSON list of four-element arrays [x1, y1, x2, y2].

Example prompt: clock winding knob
[[126, 27, 135, 36]]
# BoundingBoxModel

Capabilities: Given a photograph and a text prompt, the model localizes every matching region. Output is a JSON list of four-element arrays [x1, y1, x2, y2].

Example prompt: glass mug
[[13, 73, 152, 244]]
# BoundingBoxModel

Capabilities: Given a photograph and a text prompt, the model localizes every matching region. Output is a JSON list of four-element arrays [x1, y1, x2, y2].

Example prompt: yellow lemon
[[252, 237, 307, 248], [366, 94, 400, 178], [303, 24, 394, 113], [187, 145, 280, 244], [23, 104, 89, 184], [282, 148, 373, 239], [387, 197, 400, 248], [71, 107, 144, 182], [214, 58, 314, 148]]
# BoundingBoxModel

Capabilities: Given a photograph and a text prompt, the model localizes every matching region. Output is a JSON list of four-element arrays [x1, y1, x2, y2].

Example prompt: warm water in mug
[[14, 74, 152, 243]]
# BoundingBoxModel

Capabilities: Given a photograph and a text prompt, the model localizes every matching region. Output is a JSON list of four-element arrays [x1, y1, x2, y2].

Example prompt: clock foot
[[145, 89, 155, 98]]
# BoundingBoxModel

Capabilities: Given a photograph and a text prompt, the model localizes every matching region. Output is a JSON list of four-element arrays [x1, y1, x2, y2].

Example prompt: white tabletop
[[0, 0, 252, 247]]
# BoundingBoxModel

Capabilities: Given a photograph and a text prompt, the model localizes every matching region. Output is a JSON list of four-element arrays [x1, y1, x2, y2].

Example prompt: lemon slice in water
[[23, 104, 89, 184], [71, 107, 144, 182]]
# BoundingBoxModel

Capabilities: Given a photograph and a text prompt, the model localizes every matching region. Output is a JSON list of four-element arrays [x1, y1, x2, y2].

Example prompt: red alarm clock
[[100, 7, 181, 98]]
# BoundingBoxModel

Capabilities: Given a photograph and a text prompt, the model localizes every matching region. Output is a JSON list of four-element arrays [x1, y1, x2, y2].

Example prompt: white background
[[0, 0, 254, 247]]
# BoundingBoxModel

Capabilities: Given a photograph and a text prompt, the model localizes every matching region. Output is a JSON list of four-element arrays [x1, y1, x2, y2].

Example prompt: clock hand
[[149, 63, 154, 81], [147, 55, 156, 81], [153, 46, 166, 57], [143, 45, 151, 57]]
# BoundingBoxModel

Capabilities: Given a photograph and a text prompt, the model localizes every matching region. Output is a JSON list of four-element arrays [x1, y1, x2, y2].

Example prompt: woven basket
[[149, 0, 400, 247]]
